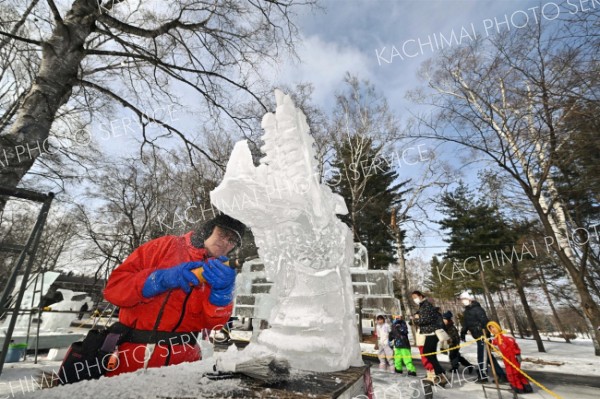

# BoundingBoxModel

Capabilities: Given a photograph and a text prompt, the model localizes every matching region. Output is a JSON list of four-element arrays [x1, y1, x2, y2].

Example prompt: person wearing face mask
[[410, 291, 448, 386], [458, 291, 506, 383], [409, 309, 434, 376]]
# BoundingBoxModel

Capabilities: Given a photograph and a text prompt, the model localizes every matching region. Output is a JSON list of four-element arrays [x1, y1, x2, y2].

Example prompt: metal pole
[[0, 186, 49, 202], [34, 270, 45, 364], [23, 271, 40, 360], [0, 192, 53, 314], [357, 297, 363, 342], [0, 194, 53, 377], [483, 329, 502, 399], [1, 308, 99, 315]]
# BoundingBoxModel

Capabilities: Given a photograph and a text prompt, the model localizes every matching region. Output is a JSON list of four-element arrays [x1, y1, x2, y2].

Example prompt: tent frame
[[0, 186, 53, 376]]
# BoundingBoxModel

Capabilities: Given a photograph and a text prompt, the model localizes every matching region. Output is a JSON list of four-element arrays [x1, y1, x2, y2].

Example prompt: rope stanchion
[[484, 340, 563, 399], [364, 335, 485, 359]]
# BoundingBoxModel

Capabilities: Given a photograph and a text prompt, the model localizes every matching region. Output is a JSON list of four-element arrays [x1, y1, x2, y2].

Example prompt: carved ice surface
[[211, 90, 363, 372]]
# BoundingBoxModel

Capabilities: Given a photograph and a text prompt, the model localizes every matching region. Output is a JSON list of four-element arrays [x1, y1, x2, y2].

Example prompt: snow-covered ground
[[363, 334, 600, 399], [512, 336, 598, 377], [0, 358, 63, 398], [361, 335, 600, 377], [0, 333, 597, 398], [368, 366, 600, 399]]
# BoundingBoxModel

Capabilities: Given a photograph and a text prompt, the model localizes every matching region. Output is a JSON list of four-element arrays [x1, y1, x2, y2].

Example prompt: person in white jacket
[[375, 315, 394, 372]]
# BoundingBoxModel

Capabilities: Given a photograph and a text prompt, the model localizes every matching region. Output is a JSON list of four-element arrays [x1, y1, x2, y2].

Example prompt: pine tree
[[437, 182, 547, 351], [437, 182, 511, 319], [328, 136, 408, 269], [425, 256, 462, 301]]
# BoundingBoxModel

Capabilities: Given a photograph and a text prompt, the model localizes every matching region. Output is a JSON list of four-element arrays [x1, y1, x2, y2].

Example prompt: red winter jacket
[[103, 232, 233, 376], [491, 334, 529, 389]]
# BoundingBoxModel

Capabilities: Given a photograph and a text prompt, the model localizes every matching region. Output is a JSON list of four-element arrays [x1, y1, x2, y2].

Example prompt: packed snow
[[368, 366, 600, 399], [362, 334, 600, 399], [0, 334, 596, 398]]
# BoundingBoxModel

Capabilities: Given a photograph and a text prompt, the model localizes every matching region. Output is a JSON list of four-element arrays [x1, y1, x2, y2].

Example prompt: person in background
[[487, 321, 533, 394], [374, 315, 395, 372], [459, 291, 507, 383], [442, 311, 472, 374], [410, 291, 448, 386], [389, 315, 417, 376], [409, 312, 435, 376], [102, 214, 245, 376]]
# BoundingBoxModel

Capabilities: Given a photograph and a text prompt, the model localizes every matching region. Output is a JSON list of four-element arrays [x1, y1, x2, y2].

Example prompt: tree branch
[[97, 13, 210, 39], [46, 0, 63, 24], [77, 79, 224, 168], [0, 30, 42, 46]]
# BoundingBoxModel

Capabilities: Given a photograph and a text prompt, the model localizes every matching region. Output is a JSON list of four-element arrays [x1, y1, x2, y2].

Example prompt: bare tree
[[0, 199, 78, 288], [327, 74, 407, 243], [72, 149, 218, 278], [410, 11, 600, 353], [0, 0, 314, 213], [389, 152, 451, 320]]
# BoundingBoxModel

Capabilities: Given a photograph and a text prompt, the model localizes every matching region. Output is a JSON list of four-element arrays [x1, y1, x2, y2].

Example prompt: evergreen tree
[[436, 182, 512, 319], [328, 135, 408, 269], [425, 256, 462, 301], [437, 182, 547, 351]]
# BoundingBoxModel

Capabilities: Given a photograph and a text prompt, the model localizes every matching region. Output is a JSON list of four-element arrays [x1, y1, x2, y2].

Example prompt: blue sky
[[274, 0, 554, 110], [89, 0, 586, 261], [266, 0, 560, 260]]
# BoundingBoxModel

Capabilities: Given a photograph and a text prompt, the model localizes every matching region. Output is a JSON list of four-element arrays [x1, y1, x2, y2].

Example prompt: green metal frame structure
[[0, 186, 54, 376]]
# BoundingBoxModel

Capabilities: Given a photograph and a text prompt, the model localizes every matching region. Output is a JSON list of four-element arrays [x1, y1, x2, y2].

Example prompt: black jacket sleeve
[[413, 300, 443, 334], [473, 306, 489, 335]]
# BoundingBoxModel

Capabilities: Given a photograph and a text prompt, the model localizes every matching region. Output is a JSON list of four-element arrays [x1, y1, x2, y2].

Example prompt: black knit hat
[[212, 213, 246, 244], [192, 213, 246, 248], [442, 311, 453, 320]]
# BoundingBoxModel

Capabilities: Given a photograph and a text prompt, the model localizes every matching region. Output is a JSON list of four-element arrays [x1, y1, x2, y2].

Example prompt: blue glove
[[209, 283, 235, 306], [202, 256, 236, 290], [142, 261, 202, 298]]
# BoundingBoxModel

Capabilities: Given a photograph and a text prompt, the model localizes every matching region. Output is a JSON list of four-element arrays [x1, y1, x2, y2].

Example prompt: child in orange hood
[[487, 321, 533, 394]]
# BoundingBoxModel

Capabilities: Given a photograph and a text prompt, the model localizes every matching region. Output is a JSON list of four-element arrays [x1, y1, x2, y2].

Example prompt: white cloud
[[274, 35, 374, 108]]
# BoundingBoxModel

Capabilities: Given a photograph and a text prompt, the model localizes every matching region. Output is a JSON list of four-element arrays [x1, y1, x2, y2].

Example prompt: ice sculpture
[[211, 90, 363, 372]]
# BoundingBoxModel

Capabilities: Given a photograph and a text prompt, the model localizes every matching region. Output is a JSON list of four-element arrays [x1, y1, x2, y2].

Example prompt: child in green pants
[[390, 316, 417, 376]]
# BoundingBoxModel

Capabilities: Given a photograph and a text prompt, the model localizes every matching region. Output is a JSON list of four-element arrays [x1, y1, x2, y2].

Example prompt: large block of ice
[[211, 90, 363, 372]]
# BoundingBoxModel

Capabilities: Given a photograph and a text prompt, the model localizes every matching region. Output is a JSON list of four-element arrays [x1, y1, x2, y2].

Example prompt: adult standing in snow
[[409, 314, 434, 375], [459, 291, 506, 383], [410, 291, 448, 386], [102, 214, 245, 376]]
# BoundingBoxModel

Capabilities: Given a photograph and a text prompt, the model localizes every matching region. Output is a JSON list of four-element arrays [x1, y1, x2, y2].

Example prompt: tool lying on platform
[[206, 356, 290, 384]]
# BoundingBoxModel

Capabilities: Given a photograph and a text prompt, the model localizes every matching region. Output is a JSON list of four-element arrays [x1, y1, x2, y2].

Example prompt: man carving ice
[[102, 214, 245, 376]]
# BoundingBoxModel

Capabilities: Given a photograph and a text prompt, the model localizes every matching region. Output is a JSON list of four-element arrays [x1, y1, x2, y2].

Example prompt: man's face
[[204, 226, 238, 257]]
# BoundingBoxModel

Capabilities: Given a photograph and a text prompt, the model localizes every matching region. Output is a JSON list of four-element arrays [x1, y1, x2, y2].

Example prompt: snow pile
[[23, 357, 243, 399], [506, 336, 600, 377], [211, 90, 362, 372]]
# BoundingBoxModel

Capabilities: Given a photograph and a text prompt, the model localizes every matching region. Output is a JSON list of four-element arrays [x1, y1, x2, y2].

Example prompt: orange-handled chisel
[[190, 260, 230, 285]]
